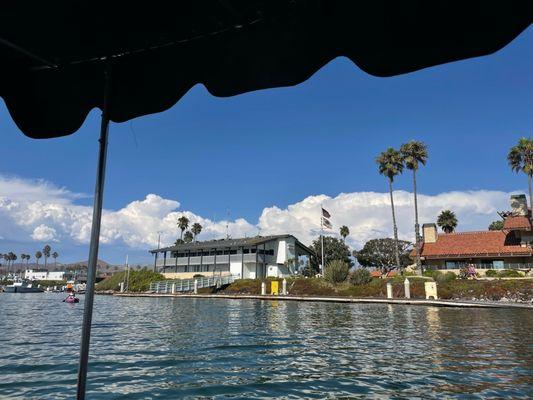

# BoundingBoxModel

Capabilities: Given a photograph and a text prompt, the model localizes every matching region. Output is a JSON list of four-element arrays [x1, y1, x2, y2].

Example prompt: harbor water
[[0, 293, 531, 399]]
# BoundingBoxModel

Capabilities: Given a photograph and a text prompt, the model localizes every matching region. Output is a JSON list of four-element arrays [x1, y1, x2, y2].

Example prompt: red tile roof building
[[503, 215, 532, 231], [421, 230, 532, 259], [419, 195, 533, 271]]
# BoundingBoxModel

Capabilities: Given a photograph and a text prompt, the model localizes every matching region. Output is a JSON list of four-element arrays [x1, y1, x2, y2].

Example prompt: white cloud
[[0, 174, 519, 261], [31, 224, 58, 242], [0, 175, 257, 251], [257, 190, 514, 249]]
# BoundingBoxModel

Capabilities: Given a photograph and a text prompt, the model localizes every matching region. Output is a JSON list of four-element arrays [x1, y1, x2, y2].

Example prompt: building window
[[493, 260, 504, 270], [445, 261, 456, 269]]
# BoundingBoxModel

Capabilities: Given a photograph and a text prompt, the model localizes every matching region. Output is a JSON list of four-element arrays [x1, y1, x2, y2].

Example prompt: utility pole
[[125, 255, 130, 292], [321, 208, 325, 276], [226, 209, 230, 239], [154, 231, 162, 272]]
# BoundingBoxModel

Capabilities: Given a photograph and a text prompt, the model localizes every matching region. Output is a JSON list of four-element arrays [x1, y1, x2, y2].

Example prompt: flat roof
[[150, 234, 314, 256]]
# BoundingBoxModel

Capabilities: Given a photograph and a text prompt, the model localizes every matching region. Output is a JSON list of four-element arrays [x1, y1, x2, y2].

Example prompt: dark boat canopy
[[1, 1, 531, 138]]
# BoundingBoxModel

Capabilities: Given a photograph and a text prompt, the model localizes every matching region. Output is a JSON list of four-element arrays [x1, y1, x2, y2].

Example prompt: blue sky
[[0, 26, 532, 265]]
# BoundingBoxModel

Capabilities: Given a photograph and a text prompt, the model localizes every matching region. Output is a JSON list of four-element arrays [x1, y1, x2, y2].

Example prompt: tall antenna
[[226, 209, 230, 239]]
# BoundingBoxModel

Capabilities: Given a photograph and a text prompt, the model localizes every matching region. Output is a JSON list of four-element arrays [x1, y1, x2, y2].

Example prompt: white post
[[282, 279, 287, 295], [119, 282, 124, 293], [386, 282, 393, 299], [320, 212, 325, 276], [261, 281, 266, 295], [124, 254, 129, 292], [194, 279, 198, 294], [404, 278, 410, 299], [171, 282, 176, 294]]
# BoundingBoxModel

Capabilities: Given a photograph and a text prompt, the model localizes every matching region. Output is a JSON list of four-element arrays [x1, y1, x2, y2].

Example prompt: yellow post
[[425, 281, 438, 299], [270, 280, 279, 295]]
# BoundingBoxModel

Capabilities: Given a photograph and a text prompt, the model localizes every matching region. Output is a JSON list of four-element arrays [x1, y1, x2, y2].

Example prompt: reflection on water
[[0, 293, 532, 399]]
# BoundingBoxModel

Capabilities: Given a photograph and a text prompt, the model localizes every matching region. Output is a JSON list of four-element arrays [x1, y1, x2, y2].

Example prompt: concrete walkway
[[113, 292, 533, 309]]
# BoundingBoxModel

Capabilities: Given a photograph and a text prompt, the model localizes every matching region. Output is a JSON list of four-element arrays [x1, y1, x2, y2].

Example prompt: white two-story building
[[24, 269, 66, 281], [150, 234, 313, 279]]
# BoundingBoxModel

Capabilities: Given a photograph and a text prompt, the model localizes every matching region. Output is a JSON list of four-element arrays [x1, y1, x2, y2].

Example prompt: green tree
[[437, 210, 458, 233], [191, 222, 202, 242], [507, 137, 533, 209], [488, 220, 504, 231], [52, 251, 59, 266], [10, 253, 17, 273], [339, 225, 349, 242], [43, 245, 51, 268], [400, 140, 428, 271], [177, 215, 189, 240], [183, 230, 193, 243], [349, 268, 372, 285], [376, 147, 404, 269], [355, 238, 413, 274], [35, 251, 42, 266], [309, 236, 352, 274], [174, 238, 184, 246], [324, 260, 349, 284]]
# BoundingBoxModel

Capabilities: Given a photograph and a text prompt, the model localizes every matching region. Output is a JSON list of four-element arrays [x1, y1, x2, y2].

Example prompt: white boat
[[4, 279, 44, 293]]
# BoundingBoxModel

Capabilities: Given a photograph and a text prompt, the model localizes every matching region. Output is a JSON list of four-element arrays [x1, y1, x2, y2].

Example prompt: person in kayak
[[63, 291, 76, 302]]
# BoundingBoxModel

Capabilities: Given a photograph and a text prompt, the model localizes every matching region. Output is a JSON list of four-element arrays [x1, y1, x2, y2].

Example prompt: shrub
[[96, 270, 164, 292], [485, 269, 498, 277], [435, 272, 456, 284], [349, 269, 372, 285], [423, 269, 441, 279], [324, 260, 349, 284], [497, 269, 523, 278]]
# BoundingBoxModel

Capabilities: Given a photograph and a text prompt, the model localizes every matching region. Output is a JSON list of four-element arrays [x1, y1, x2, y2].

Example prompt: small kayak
[[63, 297, 80, 303]]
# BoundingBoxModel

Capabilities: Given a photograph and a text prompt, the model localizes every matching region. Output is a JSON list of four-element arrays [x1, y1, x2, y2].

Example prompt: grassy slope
[[96, 270, 164, 292], [220, 277, 533, 301]]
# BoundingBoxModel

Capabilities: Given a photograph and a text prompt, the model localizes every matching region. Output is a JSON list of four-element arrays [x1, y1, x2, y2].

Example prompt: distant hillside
[[1, 259, 120, 273], [1, 258, 152, 274], [65, 259, 114, 268]]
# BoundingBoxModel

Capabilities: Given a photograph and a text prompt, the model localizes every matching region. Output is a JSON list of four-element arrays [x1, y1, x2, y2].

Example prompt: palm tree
[[43, 245, 51, 268], [183, 230, 194, 243], [339, 225, 349, 242], [376, 147, 404, 270], [191, 222, 202, 242], [508, 137, 533, 209], [437, 210, 457, 233], [2, 254, 8, 273], [52, 251, 59, 267], [177, 215, 189, 240], [10, 253, 17, 273], [35, 251, 42, 267], [400, 140, 428, 271]]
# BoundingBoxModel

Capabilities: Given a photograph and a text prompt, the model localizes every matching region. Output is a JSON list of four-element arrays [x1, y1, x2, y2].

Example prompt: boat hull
[[4, 286, 44, 293], [64, 297, 80, 303]]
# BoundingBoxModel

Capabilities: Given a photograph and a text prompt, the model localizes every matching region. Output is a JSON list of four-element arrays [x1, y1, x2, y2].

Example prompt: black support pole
[[76, 64, 112, 400]]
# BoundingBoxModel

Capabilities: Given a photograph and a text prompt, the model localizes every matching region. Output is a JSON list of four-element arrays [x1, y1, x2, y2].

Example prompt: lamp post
[[154, 231, 163, 272]]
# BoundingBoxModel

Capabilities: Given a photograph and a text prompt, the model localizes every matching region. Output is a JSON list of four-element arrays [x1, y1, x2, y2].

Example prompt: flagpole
[[321, 207, 324, 275]]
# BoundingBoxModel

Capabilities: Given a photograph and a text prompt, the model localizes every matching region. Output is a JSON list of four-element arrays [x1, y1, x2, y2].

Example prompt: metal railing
[[439, 262, 533, 270], [149, 274, 239, 294]]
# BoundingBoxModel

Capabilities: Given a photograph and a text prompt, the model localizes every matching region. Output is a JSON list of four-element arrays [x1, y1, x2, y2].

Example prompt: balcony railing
[[155, 254, 268, 267], [437, 262, 533, 270]]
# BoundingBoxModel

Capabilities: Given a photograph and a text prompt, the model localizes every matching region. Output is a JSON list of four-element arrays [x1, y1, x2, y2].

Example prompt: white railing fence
[[149, 274, 239, 294]]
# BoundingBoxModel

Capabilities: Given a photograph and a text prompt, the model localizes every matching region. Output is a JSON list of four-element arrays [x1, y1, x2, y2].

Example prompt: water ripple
[[0, 293, 532, 399]]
